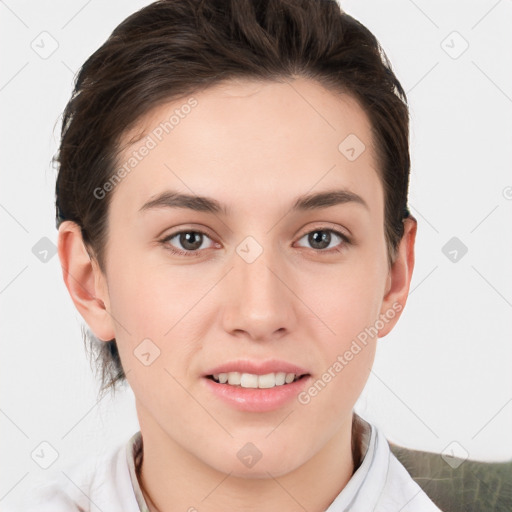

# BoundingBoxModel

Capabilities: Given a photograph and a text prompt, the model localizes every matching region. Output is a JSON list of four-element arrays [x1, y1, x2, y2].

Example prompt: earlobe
[[377, 217, 417, 338], [57, 221, 115, 341]]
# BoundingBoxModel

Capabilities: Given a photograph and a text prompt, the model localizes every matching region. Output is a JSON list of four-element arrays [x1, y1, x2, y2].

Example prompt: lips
[[203, 359, 310, 393], [202, 360, 312, 412]]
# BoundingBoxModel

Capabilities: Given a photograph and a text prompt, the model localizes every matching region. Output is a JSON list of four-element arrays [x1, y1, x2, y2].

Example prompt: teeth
[[227, 372, 241, 385], [211, 371, 301, 388], [275, 372, 286, 386], [257, 373, 276, 389], [241, 373, 259, 388]]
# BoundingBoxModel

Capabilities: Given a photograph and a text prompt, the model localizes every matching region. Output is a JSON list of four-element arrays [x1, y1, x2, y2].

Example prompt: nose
[[221, 241, 297, 342]]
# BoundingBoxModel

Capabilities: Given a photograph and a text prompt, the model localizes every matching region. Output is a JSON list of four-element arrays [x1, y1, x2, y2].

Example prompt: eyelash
[[159, 227, 351, 258]]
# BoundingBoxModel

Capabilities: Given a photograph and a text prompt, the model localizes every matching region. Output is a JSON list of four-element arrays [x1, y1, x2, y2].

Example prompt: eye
[[160, 226, 350, 258], [161, 229, 217, 257], [295, 228, 350, 253]]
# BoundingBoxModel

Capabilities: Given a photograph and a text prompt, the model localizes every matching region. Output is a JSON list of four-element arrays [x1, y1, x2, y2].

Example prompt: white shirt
[[10, 418, 443, 512]]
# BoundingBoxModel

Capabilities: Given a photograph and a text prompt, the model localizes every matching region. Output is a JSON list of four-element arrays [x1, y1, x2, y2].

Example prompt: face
[[85, 78, 404, 477]]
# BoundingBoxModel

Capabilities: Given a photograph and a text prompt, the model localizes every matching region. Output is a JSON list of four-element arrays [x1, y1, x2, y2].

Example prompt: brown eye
[[162, 230, 215, 256], [176, 231, 204, 251], [296, 228, 349, 252]]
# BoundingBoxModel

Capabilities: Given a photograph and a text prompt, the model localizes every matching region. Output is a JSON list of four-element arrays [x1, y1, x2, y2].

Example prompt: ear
[[57, 221, 115, 341], [377, 217, 417, 338]]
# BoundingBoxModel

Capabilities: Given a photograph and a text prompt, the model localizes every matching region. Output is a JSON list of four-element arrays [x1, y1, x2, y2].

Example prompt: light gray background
[[1, 0, 511, 507]]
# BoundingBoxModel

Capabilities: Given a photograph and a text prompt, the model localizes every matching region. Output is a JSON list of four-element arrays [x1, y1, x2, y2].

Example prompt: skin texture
[[58, 77, 416, 512]]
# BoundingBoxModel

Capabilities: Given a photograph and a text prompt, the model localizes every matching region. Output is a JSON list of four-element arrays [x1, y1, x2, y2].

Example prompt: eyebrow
[[139, 188, 369, 216]]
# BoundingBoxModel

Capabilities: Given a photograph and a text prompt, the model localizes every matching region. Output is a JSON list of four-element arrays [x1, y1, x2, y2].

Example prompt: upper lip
[[203, 359, 310, 377]]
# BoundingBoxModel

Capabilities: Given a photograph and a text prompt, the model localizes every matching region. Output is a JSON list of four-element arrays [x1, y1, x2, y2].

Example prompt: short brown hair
[[55, 0, 411, 397]]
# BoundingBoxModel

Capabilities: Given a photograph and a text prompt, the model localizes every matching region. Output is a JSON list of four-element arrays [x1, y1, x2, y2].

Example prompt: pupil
[[310, 230, 330, 249]]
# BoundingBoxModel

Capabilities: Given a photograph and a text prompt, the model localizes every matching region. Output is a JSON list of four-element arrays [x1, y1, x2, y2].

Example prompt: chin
[[205, 447, 304, 480]]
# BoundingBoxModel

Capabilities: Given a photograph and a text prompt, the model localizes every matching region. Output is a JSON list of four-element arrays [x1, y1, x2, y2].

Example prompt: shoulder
[[374, 427, 443, 512], [327, 416, 443, 512], [377, 449, 443, 511], [6, 436, 141, 512]]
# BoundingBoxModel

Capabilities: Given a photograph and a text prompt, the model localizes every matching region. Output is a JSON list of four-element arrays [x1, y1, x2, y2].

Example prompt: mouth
[[205, 371, 310, 389], [202, 360, 312, 411]]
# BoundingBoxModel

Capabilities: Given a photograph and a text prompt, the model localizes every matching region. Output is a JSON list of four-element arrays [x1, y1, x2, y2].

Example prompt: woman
[[16, 0, 442, 510]]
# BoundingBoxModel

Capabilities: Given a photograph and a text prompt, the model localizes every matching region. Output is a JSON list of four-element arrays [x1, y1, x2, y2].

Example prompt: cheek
[[300, 255, 385, 401], [104, 254, 212, 375], [106, 248, 205, 332], [298, 271, 380, 423], [305, 257, 386, 343]]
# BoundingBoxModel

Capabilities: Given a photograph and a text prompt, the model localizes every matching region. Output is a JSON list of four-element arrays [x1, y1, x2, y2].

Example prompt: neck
[[137, 413, 365, 512]]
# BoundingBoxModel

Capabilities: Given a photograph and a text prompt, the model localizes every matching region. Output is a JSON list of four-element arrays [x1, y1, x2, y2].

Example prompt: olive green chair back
[[389, 443, 512, 511]]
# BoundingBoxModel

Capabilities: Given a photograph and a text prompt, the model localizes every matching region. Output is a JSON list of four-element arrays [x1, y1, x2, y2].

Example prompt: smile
[[207, 371, 308, 388]]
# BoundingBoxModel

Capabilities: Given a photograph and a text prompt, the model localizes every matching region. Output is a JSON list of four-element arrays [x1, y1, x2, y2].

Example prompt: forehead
[[110, 77, 383, 221]]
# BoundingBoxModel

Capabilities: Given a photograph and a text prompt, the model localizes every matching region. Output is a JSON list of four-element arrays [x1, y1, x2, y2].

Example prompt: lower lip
[[202, 376, 311, 412]]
